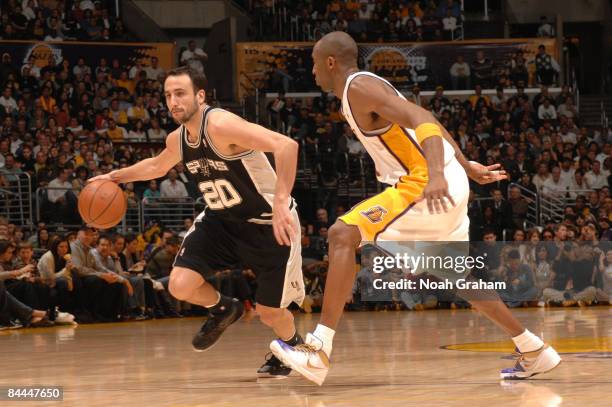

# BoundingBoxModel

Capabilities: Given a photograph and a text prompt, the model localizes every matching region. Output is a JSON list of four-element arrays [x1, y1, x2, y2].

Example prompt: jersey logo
[[186, 159, 229, 176], [360, 205, 388, 224]]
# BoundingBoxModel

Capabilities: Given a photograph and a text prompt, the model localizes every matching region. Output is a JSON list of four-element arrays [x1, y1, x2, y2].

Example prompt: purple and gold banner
[[0, 40, 175, 75], [236, 38, 558, 99]]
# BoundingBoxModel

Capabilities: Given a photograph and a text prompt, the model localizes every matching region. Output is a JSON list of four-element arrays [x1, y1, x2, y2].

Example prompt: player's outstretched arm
[[89, 130, 182, 184], [348, 77, 454, 213], [209, 111, 299, 246]]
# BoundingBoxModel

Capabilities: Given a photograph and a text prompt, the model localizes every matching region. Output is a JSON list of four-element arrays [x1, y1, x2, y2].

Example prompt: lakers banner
[[0, 40, 175, 75], [236, 38, 557, 99]]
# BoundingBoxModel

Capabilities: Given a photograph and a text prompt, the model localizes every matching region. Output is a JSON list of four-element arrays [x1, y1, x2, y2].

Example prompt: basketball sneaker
[[192, 298, 244, 352], [270, 333, 330, 386], [257, 353, 292, 377], [500, 344, 561, 379]]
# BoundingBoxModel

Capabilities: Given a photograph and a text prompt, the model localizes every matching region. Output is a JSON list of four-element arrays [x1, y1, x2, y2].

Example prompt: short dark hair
[[166, 66, 207, 92]]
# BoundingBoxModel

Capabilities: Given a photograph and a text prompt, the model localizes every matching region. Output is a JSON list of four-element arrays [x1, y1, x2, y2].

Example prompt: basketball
[[78, 180, 127, 229]]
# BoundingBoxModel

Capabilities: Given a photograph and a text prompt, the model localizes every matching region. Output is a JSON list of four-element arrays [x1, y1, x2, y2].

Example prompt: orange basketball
[[78, 180, 127, 229]]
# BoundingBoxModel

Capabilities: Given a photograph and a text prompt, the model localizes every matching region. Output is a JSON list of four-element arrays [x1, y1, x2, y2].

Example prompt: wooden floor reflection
[[1, 307, 611, 407]]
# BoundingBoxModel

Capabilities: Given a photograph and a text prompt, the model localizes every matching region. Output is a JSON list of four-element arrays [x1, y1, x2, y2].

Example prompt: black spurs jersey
[[179, 106, 292, 222]]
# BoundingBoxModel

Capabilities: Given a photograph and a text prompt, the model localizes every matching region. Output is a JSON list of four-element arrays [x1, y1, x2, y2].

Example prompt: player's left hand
[[418, 175, 455, 214], [466, 161, 508, 184], [272, 197, 296, 246]]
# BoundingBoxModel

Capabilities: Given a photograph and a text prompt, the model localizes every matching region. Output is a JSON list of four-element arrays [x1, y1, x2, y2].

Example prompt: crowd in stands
[[249, 0, 464, 42], [0, 1, 129, 42], [0, 4, 610, 328]]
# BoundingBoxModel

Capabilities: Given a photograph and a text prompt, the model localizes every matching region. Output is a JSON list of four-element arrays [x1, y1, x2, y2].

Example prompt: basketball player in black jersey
[[90, 66, 304, 377]]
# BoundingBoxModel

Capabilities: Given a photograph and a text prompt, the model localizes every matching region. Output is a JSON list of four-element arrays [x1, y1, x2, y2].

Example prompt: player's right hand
[[88, 171, 119, 184]]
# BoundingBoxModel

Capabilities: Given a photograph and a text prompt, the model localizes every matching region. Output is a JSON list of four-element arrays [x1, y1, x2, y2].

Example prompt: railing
[[539, 189, 594, 224], [572, 68, 579, 113], [602, 100, 608, 130], [141, 197, 196, 231], [0, 172, 33, 228]]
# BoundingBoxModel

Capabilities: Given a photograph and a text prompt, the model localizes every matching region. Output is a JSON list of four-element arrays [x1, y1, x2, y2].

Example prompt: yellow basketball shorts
[[339, 160, 471, 243]]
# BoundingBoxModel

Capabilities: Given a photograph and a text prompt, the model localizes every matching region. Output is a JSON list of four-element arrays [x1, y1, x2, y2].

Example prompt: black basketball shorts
[[173, 210, 304, 308]]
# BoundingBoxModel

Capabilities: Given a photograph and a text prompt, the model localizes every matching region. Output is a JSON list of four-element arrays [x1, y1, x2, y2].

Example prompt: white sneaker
[[500, 344, 562, 379], [55, 312, 77, 325], [270, 333, 330, 386]]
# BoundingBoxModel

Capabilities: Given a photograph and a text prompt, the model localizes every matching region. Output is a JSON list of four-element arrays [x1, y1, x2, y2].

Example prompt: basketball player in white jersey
[[91, 66, 304, 377], [271, 31, 561, 385]]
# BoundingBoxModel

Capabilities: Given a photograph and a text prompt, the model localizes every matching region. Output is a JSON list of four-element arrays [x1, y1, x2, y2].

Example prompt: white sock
[[312, 324, 335, 357], [512, 329, 544, 354]]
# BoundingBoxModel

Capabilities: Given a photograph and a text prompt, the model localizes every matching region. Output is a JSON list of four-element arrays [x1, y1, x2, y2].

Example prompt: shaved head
[[315, 31, 358, 65], [312, 31, 359, 92]]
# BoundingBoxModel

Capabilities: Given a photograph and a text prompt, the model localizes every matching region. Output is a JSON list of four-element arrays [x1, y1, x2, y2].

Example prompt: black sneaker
[[192, 298, 244, 352], [257, 352, 292, 377]]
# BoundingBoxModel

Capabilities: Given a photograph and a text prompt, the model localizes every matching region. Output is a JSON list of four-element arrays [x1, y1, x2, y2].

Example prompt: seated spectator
[[542, 166, 569, 198], [105, 118, 128, 141], [180, 40, 208, 74], [537, 98, 557, 121], [144, 56, 165, 81], [585, 160, 609, 190], [70, 227, 125, 321], [37, 237, 81, 317], [47, 168, 79, 224], [597, 248, 612, 303], [531, 243, 554, 304], [557, 96, 578, 120], [93, 235, 147, 320], [160, 169, 188, 200], [499, 250, 538, 307], [147, 118, 167, 141]]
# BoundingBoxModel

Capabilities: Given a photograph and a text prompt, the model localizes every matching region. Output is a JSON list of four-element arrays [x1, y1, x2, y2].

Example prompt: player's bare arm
[[348, 76, 454, 213], [89, 130, 182, 184], [207, 110, 299, 246]]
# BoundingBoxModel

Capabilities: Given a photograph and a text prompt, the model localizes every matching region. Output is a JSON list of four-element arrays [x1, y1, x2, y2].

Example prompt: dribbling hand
[[88, 171, 119, 184]]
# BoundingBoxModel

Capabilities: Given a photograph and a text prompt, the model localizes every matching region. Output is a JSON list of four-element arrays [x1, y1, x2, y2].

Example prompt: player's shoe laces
[[500, 344, 561, 380], [257, 353, 292, 377], [270, 333, 330, 386], [192, 298, 244, 352]]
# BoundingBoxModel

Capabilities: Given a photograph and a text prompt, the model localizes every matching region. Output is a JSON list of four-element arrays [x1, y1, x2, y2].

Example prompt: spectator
[[508, 185, 529, 230], [537, 98, 557, 121], [160, 169, 188, 200], [557, 96, 578, 120], [147, 118, 167, 141], [537, 16, 554, 38], [542, 166, 569, 198], [441, 9, 457, 40], [47, 168, 79, 223], [143, 180, 161, 204], [449, 55, 470, 90], [471, 51, 494, 88], [69, 227, 125, 321], [93, 235, 147, 320], [0, 87, 18, 114], [180, 40, 208, 74], [500, 250, 538, 307], [144, 56, 165, 81], [104, 118, 128, 141], [531, 243, 554, 304], [534, 45, 560, 86], [585, 160, 609, 190]]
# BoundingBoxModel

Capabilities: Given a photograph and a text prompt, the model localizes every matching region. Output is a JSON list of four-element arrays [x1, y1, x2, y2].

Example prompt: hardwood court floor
[[1, 307, 611, 407]]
